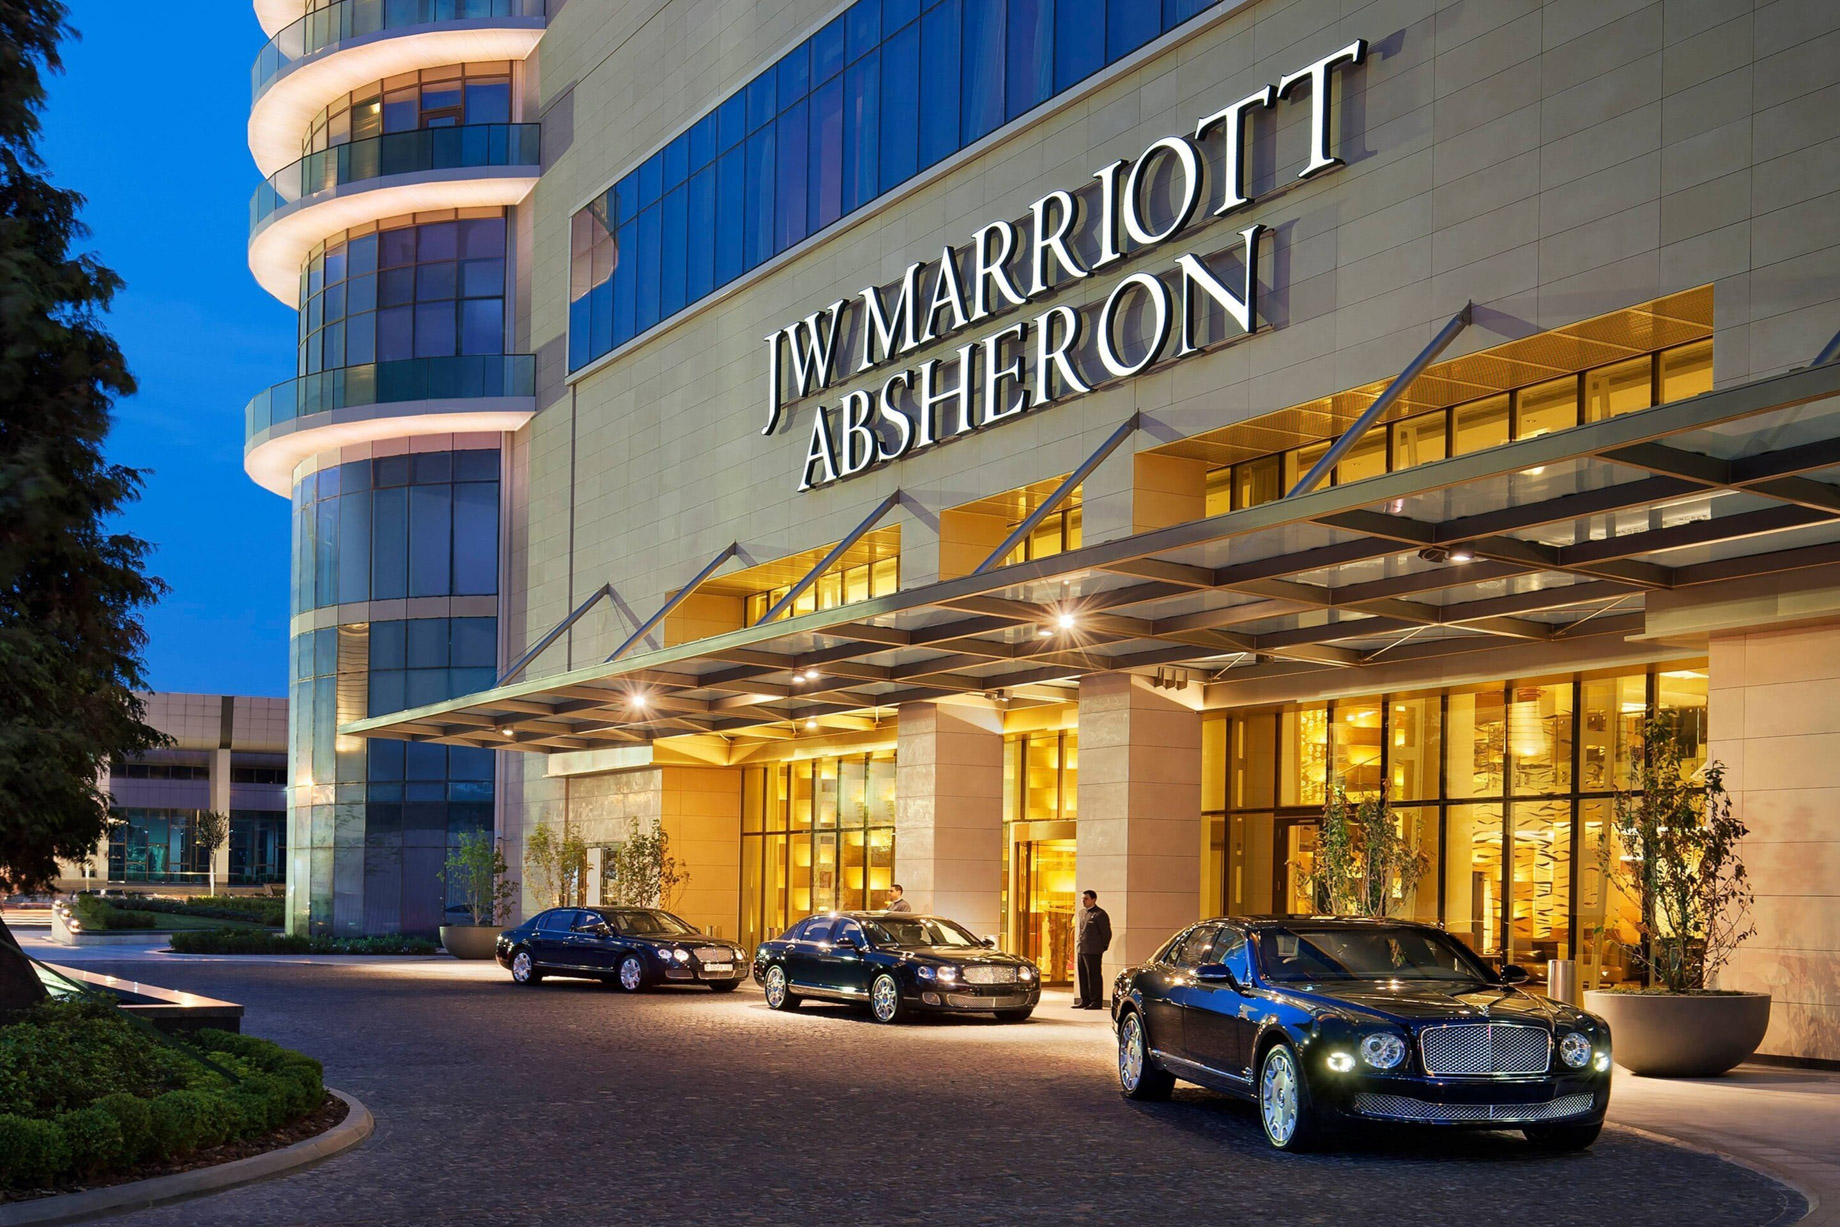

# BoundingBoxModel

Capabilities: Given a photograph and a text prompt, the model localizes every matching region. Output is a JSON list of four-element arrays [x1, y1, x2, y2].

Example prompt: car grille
[[1420, 1023, 1551, 1076], [694, 947, 735, 963], [944, 992, 1030, 1009], [1353, 1092, 1595, 1124], [962, 965, 1019, 985]]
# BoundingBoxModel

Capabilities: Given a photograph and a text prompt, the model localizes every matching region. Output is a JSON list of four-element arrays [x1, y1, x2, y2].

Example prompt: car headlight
[[1360, 1033, 1408, 1070], [915, 966, 935, 980], [936, 966, 959, 982], [1019, 966, 1035, 981], [673, 948, 691, 962], [1559, 1031, 1592, 1069]]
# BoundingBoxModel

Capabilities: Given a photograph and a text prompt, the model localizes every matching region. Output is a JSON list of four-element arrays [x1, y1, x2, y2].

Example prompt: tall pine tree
[[0, 0, 165, 1007]]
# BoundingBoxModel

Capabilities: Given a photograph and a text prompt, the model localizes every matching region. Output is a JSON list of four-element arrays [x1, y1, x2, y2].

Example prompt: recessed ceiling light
[[1057, 611, 1076, 630]]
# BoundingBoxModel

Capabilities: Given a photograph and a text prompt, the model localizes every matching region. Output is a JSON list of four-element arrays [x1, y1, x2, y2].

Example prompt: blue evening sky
[[43, 7, 295, 696]]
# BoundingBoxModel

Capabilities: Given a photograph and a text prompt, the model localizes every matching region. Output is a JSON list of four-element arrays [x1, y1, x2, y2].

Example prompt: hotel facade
[[246, 0, 1840, 1060]]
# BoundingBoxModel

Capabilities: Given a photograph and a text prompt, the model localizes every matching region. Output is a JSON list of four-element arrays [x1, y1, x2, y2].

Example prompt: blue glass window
[[568, 0, 1220, 370]]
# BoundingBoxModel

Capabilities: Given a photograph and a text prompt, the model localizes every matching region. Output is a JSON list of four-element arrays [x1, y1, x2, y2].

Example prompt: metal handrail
[[253, 0, 546, 99]]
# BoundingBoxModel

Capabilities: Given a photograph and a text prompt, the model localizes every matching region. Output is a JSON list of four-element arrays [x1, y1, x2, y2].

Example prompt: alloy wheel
[[764, 965, 788, 1009], [1260, 1046, 1300, 1147], [510, 950, 533, 984], [618, 954, 644, 991], [870, 974, 900, 1023], [1119, 1014, 1146, 1092]]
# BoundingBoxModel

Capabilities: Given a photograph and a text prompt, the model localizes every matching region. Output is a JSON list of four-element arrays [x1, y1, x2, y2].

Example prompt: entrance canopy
[[345, 362, 1840, 755]]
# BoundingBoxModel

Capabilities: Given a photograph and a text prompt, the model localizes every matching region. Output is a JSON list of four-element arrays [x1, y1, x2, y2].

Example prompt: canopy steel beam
[[973, 413, 1140, 575], [605, 543, 740, 663], [1288, 304, 1472, 498], [756, 492, 902, 625], [497, 583, 612, 686]]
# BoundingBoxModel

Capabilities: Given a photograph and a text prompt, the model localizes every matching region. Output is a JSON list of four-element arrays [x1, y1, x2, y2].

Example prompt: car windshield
[[597, 909, 697, 936], [1253, 925, 1495, 985], [861, 917, 982, 948]]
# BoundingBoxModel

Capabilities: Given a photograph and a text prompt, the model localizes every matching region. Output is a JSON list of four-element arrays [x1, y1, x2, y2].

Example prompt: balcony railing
[[251, 123, 540, 233], [254, 0, 546, 99], [246, 354, 536, 442]]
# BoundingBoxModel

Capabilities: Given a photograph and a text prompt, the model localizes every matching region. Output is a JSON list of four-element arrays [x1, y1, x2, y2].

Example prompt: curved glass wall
[[568, 0, 1220, 370], [291, 448, 499, 614], [298, 210, 507, 376], [288, 447, 501, 936], [246, 353, 534, 442], [252, 124, 538, 233], [254, 0, 546, 99], [301, 63, 513, 155]]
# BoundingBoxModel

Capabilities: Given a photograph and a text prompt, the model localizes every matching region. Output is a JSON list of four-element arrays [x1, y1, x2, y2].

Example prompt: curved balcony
[[245, 354, 536, 494], [249, 0, 545, 177], [248, 123, 539, 302]]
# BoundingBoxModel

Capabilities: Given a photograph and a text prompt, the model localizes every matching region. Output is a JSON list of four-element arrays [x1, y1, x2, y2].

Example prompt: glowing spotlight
[[805, 718, 819, 731], [629, 692, 649, 709], [1037, 627, 1054, 638], [1056, 611, 1077, 630], [498, 727, 514, 737], [1448, 547, 1474, 563]]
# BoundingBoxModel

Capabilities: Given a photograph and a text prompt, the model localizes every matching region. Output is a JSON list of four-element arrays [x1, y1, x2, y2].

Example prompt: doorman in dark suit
[[1073, 890, 1111, 1009]]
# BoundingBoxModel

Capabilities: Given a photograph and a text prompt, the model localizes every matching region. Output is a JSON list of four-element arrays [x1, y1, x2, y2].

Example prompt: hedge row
[[68, 895, 156, 931], [0, 1010, 324, 1190], [168, 928, 438, 955], [111, 895, 286, 928]]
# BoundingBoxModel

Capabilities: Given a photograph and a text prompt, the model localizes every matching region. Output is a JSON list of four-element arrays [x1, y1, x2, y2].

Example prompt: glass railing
[[245, 354, 536, 442], [251, 123, 539, 233], [254, 0, 547, 99]]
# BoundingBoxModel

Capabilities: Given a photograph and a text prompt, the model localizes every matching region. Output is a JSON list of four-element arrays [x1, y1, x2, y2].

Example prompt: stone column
[[210, 746, 233, 892], [1077, 672, 1202, 983], [894, 700, 1004, 937], [1709, 624, 1840, 1063]]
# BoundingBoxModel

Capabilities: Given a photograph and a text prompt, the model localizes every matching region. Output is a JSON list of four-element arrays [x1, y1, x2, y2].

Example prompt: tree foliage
[[1603, 713, 1754, 993], [1295, 787, 1428, 919], [193, 811, 228, 895], [523, 821, 587, 909], [608, 820, 688, 911], [442, 829, 516, 925], [0, 0, 164, 898]]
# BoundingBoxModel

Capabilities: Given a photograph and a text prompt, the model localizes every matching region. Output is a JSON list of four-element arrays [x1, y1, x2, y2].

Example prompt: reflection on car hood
[[1274, 980, 1569, 1027], [892, 946, 1028, 965]]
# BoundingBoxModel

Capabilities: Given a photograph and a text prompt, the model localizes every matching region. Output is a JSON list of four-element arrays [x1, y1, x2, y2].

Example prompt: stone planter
[[1584, 990, 1771, 1077], [439, 924, 502, 960]]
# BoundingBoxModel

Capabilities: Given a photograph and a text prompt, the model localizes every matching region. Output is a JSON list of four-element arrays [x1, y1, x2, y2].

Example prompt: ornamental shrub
[[94, 1092, 153, 1163], [168, 929, 437, 955], [56, 1105, 124, 1177], [0, 1002, 191, 1115], [0, 1115, 71, 1187], [68, 894, 157, 931], [147, 1090, 210, 1159]]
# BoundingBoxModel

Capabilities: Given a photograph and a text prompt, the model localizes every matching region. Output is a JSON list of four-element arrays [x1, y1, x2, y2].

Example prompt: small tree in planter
[[1586, 712, 1768, 1077], [609, 820, 688, 911], [194, 810, 229, 896], [1294, 787, 1427, 918], [525, 820, 589, 908], [1603, 713, 1755, 992], [443, 830, 517, 926]]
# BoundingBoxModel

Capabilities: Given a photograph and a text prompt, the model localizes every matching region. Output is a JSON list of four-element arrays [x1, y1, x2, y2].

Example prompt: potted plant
[[1584, 713, 1767, 1077], [1295, 786, 1428, 918], [440, 830, 517, 959]]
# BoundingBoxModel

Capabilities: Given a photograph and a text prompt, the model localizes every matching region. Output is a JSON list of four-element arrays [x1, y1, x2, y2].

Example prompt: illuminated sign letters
[[764, 40, 1366, 492]]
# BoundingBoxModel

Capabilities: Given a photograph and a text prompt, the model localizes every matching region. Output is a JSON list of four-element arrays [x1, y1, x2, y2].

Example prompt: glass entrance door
[[1274, 814, 1318, 914], [1013, 839, 1077, 985]]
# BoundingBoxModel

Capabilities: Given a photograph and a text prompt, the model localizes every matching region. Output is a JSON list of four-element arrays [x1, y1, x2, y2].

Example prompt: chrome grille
[[1353, 1092, 1594, 1124], [1420, 1024, 1551, 1076], [944, 992, 1029, 1009], [694, 947, 736, 963], [961, 965, 1019, 985]]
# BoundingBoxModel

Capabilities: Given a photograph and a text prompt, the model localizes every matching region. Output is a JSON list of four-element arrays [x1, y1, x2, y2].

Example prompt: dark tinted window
[[1254, 925, 1494, 984], [800, 917, 836, 943], [599, 909, 697, 936], [1211, 929, 1251, 981], [1172, 924, 1220, 968], [834, 919, 865, 946], [571, 911, 605, 931], [536, 910, 571, 932]]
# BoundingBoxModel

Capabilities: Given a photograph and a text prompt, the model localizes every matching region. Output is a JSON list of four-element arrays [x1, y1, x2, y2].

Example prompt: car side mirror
[[1499, 964, 1530, 985], [836, 935, 864, 952], [1195, 962, 1242, 990], [981, 936, 997, 948]]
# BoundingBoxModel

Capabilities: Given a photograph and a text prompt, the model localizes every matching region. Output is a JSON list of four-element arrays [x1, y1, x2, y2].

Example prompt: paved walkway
[[1611, 1065, 1840, 1226]]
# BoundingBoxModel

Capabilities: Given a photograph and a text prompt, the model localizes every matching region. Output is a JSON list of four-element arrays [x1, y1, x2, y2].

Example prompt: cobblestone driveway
[[91, 958, 1805, 1227]]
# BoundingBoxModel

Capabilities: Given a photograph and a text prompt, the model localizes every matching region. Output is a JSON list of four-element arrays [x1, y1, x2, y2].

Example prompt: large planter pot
[[440, 924, 503, 960], [1584, 990, 1771, 1077]]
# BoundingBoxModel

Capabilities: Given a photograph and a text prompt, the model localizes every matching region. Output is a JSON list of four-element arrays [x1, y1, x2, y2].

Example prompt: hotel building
[[246, 0, 1840, 1061]]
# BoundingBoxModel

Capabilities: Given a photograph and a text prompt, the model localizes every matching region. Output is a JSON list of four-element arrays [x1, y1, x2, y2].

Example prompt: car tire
[[1257, 1040, 1321, 1151], [1523, 1120, 1603, 1151], [869, 973, 906, 1024], [763, 964, 800, 1010], [708, 980, 740, 993], [994, 1008, 1034, 1023], [509, 948, 542, 986], [1117, 1010, 1175, 1101], [616, 953, 647, 992]]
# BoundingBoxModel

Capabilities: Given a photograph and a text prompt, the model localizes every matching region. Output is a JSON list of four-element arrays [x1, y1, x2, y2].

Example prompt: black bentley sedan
[[752, 912, 1041, 1023], [495, 906, 750, 991], [1112, 917, 1612, 1152]]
